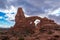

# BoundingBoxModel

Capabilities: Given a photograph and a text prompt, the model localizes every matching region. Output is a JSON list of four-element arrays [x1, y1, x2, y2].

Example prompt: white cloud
[[0, 16, 3, 19], [26, 0, 41, 8], [47, 8, 60, 24], [7, 0, 14, 2], [0, 25, 10, 28], [25, 14, 30, 17], [0, 5, 17, 21], [48, 8, 60, 16], [5, 13, 15, 20], [0, 5, 17, 14]]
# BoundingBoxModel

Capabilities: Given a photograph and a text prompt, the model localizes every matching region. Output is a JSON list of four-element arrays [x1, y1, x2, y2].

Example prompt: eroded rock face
[[11, 8, 40, 35], [15, 8, 25, 23], [9, 8, 60, 40], [12, 8, 59, 33]]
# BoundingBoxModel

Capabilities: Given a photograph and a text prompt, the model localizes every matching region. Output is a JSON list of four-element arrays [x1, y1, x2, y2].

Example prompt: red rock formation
[[11, 7, 59, 33], [8, 8, 60, 40], [15, 8, 25, 23], [1, 8, 60, 40]]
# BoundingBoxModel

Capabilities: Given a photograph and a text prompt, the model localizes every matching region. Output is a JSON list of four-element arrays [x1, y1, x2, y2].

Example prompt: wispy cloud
[[0, 0, 60, 28]]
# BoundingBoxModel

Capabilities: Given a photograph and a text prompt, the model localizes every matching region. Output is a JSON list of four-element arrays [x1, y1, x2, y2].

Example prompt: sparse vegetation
[[39, 27, 47, 33], [19, 37, 24, 40], [25, 29, 31, 35], [1, 36, 9, 40], [47, 30, 54, 34]]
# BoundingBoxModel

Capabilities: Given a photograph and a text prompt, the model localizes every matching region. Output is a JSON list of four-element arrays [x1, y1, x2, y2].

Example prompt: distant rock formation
[[12, 8, 57, 32], [8, 8, 60, 40]]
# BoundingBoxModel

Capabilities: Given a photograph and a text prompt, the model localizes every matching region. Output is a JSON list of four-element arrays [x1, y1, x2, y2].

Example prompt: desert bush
[[39, 27, 47, 33], [19, 37, 24, 40]]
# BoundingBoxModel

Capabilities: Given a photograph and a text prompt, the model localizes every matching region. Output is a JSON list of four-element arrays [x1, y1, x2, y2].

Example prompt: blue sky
[[0, 0, 60, 28]]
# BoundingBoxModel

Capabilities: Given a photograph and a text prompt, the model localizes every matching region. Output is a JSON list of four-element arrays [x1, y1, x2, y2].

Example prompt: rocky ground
[[0, 8, 60, 40]]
